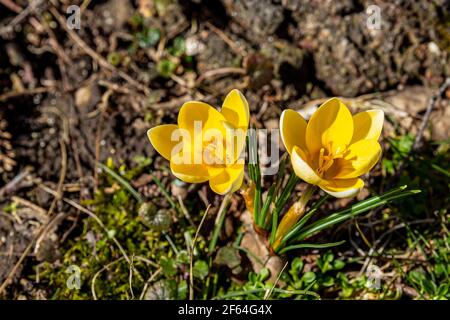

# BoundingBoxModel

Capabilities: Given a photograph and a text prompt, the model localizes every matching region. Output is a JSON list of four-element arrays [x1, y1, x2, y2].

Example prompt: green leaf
[[382, 159, 395, 175], [279, 240, 346, 254], [302, 271, 316, 284], [151, 175, 178, 210], [169, 36, 186, 57], [269, 207, 279, 245], [157, 59, 177, 78], [270, 174, 300, 244], [160, 257, 177, 277], [247, 128, 263, 226], [107, 229, 116, 238], [317, 251, 334, 273], [137, 28, 160, 48], [322, 276, 335, 287], [129, 13, 143, 29], [274, 174, 299, 211], [437, 284, 449, 297], [279, 194, 329, 246], [214, 287, 320, 300], [98, 162, 144, 203], [342, 287, 353, 298], [333, 259, 346, 270], [177, 280, 188, 300], [292, 186, 420, 242], [435, 263, 445, 276], [260, 184, 276, 228], [431, 164, 450, 178], [258, 268, 270, 282], [144, 279, 178, 300], [176, 250, 189, 265], [325, 251, 334, 262], [193, 260, 209, 280], [138, 202, 172, 232], [291, 257, 304, 272]]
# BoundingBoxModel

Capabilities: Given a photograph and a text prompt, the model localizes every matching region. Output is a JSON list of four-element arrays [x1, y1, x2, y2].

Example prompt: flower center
[[317, 145, 344, 176], [202, 136, 231, 166]]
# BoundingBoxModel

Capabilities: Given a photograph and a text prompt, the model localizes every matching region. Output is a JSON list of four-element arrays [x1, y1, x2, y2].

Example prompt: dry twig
[[412, 77, 450, 151]]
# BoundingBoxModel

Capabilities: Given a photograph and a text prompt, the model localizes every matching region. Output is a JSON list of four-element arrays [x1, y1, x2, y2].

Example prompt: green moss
[[36, 159, 195, 299]]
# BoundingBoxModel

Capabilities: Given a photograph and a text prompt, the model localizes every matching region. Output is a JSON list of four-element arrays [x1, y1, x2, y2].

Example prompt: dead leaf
[[239, 210, 284, 283]]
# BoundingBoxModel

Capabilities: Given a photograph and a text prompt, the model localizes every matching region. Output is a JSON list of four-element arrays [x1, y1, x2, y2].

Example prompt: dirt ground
[[0, 0, 449, 299]]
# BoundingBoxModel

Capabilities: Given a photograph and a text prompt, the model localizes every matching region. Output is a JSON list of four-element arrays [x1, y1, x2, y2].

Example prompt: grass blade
[[214, 288, 320, 300], [97, 162, 143, 203], [278, 240, 346, 254], [293, 188, 420, 242], [431, 164, 450, 178], [298, 185, 408, 232], [151, 175, 178, 210]]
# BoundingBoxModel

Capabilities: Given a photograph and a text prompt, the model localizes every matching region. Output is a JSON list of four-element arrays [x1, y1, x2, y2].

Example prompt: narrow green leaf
[[260, 184, 276, 229], [269, 208, 279, 245], [208, 195, 231, 253], [274, 174, 299, 211], [254, 186, 262, 225], [278, 240, 346, 254], [214, 288, 320, 300], [431, 164, 450, 178], [152, 175, 178, 210], [301, 185, 409, 230], [247, 131, 262, 225], [97, 162, 144, 203], [293, 189, 420, 242]]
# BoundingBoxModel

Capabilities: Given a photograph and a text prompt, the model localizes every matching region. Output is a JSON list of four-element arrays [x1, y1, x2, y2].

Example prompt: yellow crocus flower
[[280, 98, 384, 198], [147, 89, 249, 195]]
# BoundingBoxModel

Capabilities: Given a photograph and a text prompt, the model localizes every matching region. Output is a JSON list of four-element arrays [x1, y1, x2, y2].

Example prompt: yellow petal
[[306, 98, 353, 156], [351, 109, 384, 143], [220, 89, 250, 129], [320, 178, 364, 198], [147, 124, 180, 160], [209, 163, 245, 195], [206, 165, 224, 179], [280, 109, 307, 154], [170, 161, 209, 183], [333, 139, 381, 179], [222, 120, 247, 164], [230, 167, 245, 193], [291, 146, 322, 185], [167, 126, 205, 166], [178, 101, 226, 136]]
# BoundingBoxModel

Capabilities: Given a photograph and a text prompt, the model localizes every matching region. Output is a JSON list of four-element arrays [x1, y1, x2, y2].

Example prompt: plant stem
[[272, 184, 316, 251], [208, 193, 232, 253]]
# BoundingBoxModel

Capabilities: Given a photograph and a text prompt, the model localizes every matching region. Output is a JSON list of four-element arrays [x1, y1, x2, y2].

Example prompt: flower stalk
[[208, 192, 232, 253], [272, 184, 316, 251]]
